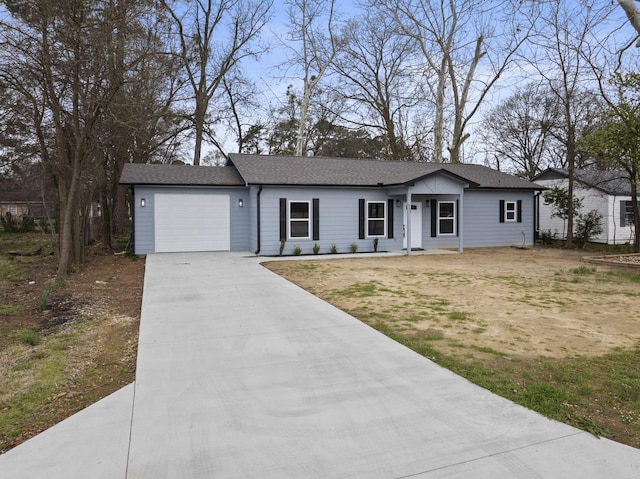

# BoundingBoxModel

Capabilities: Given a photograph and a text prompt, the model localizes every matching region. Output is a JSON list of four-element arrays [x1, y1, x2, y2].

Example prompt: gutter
[[254, 186, 263, 255]]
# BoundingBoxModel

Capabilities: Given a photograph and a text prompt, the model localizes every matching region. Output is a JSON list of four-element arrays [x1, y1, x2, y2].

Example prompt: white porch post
[[458, 191, 464, 253], [406, 191, 412, 255]]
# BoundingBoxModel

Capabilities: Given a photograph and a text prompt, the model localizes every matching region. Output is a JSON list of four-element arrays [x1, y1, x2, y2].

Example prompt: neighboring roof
[[0, 191, 48, 203], [533, 168, 636, 196], [228, 153, 541, 190], [119, 163, 245, 186]]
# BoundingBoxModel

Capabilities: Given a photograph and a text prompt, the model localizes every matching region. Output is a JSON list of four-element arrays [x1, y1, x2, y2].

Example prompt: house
[[119, 154, 544, 256], [0, 191, 54, 227], [534, 168, 638, 245]]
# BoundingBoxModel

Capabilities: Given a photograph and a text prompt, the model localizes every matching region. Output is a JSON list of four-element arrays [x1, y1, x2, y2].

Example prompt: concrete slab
[[0, 383, 134, 479], [126, 252, 640, 478]]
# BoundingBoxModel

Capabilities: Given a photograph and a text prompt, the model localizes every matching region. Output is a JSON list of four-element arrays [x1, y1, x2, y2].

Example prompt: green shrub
[[575, 210, 604, 248], [539, 229, 557, 246], [38, 284, 52, 311], [293, 245, 302, 256], [330, 244, 338, 254], [350, 243, 358, 253], [313, 243, 320, 254], [19, 216, 36, 233]]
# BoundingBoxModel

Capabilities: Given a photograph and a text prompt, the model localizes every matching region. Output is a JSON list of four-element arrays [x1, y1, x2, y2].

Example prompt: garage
[[154, 193, 230, 253]]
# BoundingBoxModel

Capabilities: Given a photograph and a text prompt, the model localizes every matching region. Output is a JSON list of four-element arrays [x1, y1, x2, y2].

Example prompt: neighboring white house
[[534, 168, 638, 245]]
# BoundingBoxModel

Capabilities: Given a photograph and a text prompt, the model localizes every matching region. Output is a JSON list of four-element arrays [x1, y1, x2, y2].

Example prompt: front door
[[403, 202, 423, 249]]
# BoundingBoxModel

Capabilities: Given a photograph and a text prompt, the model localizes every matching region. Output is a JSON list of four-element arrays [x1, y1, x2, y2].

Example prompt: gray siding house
[[120, 154, 543, 256]]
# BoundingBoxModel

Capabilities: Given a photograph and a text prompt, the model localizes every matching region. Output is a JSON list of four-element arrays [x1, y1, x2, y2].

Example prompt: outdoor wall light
[[140, 198, 146, 207], [396, 199, 401, 207], [238, 199, 244, 207]]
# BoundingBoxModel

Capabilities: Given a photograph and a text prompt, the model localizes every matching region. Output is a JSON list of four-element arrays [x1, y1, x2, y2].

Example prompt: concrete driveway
[[1, 252, 639, 478]]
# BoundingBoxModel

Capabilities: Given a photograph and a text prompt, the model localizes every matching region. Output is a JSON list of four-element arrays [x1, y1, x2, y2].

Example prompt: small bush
[[19, 216, 36, 233], [350, 243, 358, 253], [313, 243, 320, 254], [279, 239, 286, 256], [373, 238, 379, 252], [15, 329, 40, 346], [575, 210, 604, 248], [38, 284, 52, 311], [293, 245, 302, 256], [539, 229, 557, 246], [330, 244, 338, 254]]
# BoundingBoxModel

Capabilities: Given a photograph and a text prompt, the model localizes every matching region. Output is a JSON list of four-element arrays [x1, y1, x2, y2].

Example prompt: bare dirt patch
[[267, 247, 640, 359], [0, 239, 144, 454]]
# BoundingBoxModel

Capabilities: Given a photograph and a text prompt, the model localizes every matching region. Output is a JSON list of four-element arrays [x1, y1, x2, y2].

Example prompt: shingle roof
[[119, 156, 543, 190], [119, 163, 245, 186], [228, 154, 541, 189], [534, 168, 636, 196]]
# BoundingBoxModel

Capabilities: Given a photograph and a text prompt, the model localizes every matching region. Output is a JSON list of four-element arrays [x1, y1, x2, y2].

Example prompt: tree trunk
[[565, 124, 575, 248], [631, 172, 640, 253]]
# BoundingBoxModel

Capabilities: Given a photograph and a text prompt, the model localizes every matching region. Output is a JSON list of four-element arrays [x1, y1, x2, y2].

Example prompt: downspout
[[406, 190, 412, 255], [254, 186, 263, 255], [534, 191, 541, 243], [127, 186, 135, 254], [458, 191, 464, 253]]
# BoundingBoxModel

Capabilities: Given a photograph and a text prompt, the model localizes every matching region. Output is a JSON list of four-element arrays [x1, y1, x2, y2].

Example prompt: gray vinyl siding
[[462, 190, 535, 247], [257, 187, 404, 256], [132, 186, 249, 254]]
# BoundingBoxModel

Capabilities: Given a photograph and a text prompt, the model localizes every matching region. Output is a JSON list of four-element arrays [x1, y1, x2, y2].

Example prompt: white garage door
[[154, 193, 230, 253]]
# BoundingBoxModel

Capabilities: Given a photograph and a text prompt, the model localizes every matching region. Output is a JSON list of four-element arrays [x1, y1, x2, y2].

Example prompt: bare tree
[[529, 0, 616, 247], [217, 67, 263, 154], [0, 0, 189, 273], [481, 83, 560, 179], [373, 0, 537, 163], [162, 0, 272, 165], [280, 0, 339, 156], [618, 0, 640, 46], [331, 11, 420, 161]]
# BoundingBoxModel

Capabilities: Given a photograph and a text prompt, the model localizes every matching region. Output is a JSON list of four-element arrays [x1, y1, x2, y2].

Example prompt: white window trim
[[288, 200, 311, 239], [504, 201, 517, 222], [438, 201, 456, 236], [366, 201, 386, 238]]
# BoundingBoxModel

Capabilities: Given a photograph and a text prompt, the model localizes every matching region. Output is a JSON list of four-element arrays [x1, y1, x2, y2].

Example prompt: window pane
[[368, 219, 385, 236], [290, 221, 309, 237], [290, 202, 309, 219], [368, 202, 385, 218], [439, 202, 454, 217], [440, 218, 454, 234], [506, 202, 515, 212]]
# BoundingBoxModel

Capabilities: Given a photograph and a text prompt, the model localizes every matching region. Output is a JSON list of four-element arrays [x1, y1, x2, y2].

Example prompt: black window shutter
[[279, 198, 287, 241], [621, 200, 626, 227], [430, 199, 437, 237], [313, 198, 320, 241], [359, 199, 365, 239], [387, 199, 394, 238], [499, 200, 505, 223], [517, 200, 522, 223], [456, 200, 459, 237]]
